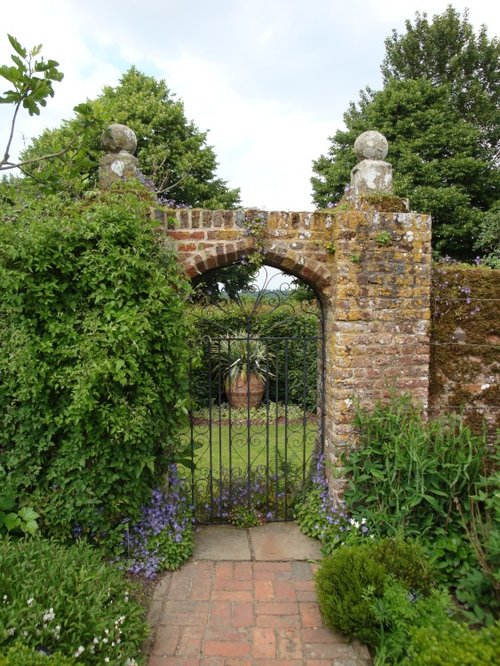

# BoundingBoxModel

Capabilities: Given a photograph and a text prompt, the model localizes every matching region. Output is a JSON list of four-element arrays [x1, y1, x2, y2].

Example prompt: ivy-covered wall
[[430, 264, 500, 440]]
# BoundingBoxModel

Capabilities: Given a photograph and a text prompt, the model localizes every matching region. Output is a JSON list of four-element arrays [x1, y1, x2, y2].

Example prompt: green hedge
[[0, 183, 192, 540], [186, 301, 322, 410]]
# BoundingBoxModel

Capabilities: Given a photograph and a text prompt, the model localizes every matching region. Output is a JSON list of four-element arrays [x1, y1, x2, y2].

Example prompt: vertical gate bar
[[188, 356, 195, 511], [274, 339, 280, 517], [223, 338, 230, 519], [265, 338, 271, 517], [302, 336, 309, 486], [207, 339, 214, 521], [227, 338, 233, 512], [246, 333, 251, 510], [284, 338, 289, 520]]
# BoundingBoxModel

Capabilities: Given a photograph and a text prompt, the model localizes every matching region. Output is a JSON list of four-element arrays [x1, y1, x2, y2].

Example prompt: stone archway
[[153, 204, 432, 493]]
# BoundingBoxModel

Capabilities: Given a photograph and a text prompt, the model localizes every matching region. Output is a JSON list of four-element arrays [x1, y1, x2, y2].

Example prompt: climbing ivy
[[0, 182, 193, 542]]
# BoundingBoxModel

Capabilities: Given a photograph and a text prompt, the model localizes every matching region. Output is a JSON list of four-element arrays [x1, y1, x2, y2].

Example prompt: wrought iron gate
[[179, 267, 324, 523]]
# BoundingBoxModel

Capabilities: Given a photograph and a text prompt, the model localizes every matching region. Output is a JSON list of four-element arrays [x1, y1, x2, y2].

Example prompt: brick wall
[[429, 265, 500, 441], [153, 201, 433, 491]]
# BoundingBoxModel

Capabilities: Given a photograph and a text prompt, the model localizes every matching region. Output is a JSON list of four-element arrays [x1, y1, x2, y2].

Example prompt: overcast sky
[[1, 1, 498, 211]]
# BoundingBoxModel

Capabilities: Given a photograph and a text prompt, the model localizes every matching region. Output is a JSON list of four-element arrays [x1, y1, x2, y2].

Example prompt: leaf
[[0, 494, 16, 512], [18, 506, 40, 522], [4, 512, 21, 532], [7, 34, 27, 59]]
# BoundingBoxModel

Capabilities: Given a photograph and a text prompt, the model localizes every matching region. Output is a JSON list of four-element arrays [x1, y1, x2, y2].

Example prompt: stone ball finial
[[354, 131, 388, 162], [101, 123, 137, 154]]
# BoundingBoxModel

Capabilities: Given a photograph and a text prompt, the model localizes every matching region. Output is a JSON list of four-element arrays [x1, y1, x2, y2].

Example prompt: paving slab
[[193, 522, 322, 561], [250, 522, 322, 561], [193, 525, 252, 560]]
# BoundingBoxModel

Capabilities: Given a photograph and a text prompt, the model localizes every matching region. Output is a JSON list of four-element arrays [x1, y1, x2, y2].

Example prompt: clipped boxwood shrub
[[0, 538, 147, 664], [402, 619, 500, 666], [315, 543, 387, 645], [0, 183, 192, 540], [315, 539, 437, 647], [373, 538, 435, 594]]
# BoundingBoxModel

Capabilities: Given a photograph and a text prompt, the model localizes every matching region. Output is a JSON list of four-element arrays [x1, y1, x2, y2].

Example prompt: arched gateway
[[101, 125, 432, 508]]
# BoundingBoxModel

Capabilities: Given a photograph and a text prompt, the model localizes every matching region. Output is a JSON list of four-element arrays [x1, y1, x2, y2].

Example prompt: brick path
[[147, 559, 371, 665]]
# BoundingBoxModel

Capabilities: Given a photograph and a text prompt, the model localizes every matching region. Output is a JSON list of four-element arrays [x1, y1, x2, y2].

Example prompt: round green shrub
[[0, 538, 147, 664], [372, 538, 435, 594], [315, 543, 387, 645], [402, 619, 500, 666], [0, 644, 77, 665], [0, 183, 192, 540]]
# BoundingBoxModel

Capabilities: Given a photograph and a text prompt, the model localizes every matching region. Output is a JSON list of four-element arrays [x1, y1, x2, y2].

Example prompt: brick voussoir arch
[[183, 239, 333, 300]]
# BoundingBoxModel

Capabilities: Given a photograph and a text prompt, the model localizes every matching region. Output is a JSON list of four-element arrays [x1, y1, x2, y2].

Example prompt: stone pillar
[[325, 132, 432, 495], [98, 123, 140, 187]]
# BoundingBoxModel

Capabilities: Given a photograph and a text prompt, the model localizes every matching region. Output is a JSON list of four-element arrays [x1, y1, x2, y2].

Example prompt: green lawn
[[181, 420, 317, 476]]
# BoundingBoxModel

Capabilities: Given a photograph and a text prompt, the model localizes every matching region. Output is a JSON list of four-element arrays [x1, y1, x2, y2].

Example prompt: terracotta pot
[[225, 373, 265, 408]]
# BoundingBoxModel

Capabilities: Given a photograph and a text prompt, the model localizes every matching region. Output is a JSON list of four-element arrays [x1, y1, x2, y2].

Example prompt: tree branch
[[1, 101, 22, 167]]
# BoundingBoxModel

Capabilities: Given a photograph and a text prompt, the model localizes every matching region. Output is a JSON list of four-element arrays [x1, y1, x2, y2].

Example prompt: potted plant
[[211, 330, 274, 408]]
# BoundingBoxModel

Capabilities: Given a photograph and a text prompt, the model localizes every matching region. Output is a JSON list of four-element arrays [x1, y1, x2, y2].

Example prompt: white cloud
[[1, 0, 498, 209]]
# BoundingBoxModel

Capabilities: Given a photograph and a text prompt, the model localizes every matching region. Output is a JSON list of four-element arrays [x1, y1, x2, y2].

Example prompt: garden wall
[[153, 199, 433, 490], [430, 264, 500, 441]]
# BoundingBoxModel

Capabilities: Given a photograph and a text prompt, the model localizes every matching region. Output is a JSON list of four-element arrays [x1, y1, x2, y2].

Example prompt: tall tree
[[382, 6, 499, 162], [312, 7, 499, 261], [19, 67, 240, 208]]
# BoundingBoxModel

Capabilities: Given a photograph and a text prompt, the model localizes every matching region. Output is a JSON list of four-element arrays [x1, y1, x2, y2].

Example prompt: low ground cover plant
[[0, 538, 147, 665], [124, 466, 194, 578]]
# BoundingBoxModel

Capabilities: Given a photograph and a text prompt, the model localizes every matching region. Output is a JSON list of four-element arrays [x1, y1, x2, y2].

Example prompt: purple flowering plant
[[295, 454, 370, 554], [194, 460, 303, 526], [124, 465, 194, 578]]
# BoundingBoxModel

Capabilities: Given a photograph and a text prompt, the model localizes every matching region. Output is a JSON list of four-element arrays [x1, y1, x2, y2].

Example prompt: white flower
[[43, 608, 55, 623], [2, 595, 7, 602], [27, 598, 34, 606], [104, 658, 110, 663], [74, 646, 85, 658], [7, 628, 15, 636], [93, 637, 99, 645], [102, 637, 108, 644], [125, 659, 138, 666]]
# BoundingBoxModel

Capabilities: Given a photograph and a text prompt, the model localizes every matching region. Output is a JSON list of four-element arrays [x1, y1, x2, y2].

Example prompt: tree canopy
[[18, 67, 240, 208], [311, 6, 499, 261]]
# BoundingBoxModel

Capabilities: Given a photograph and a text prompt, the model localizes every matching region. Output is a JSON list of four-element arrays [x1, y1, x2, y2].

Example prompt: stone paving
[[147, 525, 371, 665]]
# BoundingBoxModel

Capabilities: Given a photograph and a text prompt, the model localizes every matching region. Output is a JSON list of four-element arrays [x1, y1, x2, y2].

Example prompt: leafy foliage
[[0, 34, 96, 184], [381, 6, 499, 159], [341, 395, 498, 624], [19, 67, 240, 206], [0, 182, 192, 541], [369, 582, 453, 664], [0, 538, 147, 664], [0, 643, 77, 665], [401, 619, 500, 666], [311, 7, 500, 260], [315, 540, 451, 661], [0, 493, 39, 538], [343, 395, 486, 538]]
